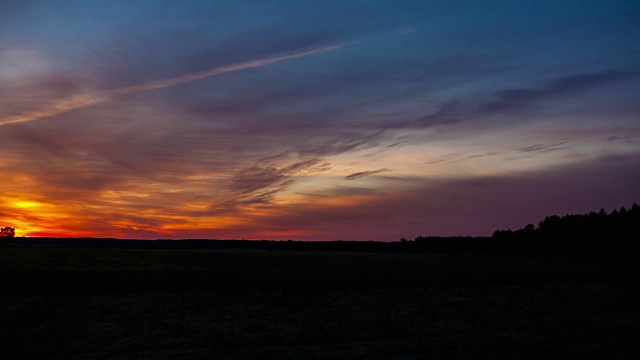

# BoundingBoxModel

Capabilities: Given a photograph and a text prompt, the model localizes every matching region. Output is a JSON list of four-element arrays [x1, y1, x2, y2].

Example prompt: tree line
[[493, 203, 639, 240], [2, 203, 638, 257], [487, 203, 639, 256]]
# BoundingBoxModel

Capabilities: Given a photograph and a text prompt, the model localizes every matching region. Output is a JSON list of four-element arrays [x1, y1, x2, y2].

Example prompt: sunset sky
[[1, 1, 639, 240]]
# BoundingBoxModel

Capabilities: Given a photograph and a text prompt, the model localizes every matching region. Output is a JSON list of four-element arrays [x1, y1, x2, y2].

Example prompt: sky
[[1, 0, 639, 240]]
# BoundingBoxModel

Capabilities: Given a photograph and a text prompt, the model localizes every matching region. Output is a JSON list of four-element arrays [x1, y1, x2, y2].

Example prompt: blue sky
[[1, 0, 639, 239]]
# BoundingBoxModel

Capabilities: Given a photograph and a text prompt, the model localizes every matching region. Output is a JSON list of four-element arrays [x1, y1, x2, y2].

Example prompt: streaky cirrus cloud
[[0, 45, 342, 127], [344, 168, 391, 180]]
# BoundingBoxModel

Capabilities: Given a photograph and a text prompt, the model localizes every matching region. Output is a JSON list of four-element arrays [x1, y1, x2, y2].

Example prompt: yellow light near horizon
[[13, 200, 43, 209], [6, 219, 39, 237]]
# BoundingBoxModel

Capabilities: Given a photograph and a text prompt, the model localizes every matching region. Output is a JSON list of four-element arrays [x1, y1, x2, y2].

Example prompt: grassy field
[[1, 247, 639, 359]]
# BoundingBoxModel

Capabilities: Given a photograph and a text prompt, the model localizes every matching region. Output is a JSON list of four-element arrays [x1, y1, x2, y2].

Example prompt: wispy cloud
[[344, 168, 391, 180], [516, 141, 568, 154], [224, 157, 331, 210], [0, 45, 342, 126], [482, 70, 640, 114], [112, 46, 341, 95], [0, 93, 105, 126]]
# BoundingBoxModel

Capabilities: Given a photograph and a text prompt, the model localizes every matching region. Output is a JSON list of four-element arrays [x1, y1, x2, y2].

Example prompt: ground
[[1, 248, 638, 359]]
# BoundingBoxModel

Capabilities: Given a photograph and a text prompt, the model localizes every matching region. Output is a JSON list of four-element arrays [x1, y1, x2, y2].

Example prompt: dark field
[[1, 247, 639, 359]]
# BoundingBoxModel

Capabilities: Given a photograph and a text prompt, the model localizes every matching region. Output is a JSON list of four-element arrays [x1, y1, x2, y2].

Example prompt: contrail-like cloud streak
[[0, 45, 341, 126]]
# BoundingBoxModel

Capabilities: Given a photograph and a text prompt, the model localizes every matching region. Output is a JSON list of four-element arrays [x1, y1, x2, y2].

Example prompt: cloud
[[230, 158, 324, 195], [0, 45, 342, 126], [415, 100, 465, 127], [344, 168, 391, 180], [184, 30, 338, 71], [0, 93, 106, 126], [114, 46, 342, 95], [479, 100, 534, 114], [516, 141, 569, 154], [253, 152, 640, 240], [384, 68, 640, 133], [547, 71, 638, 94], [236, 180, 295, 207], [297, 131, 388, 157], [222, 157, 333, 210], [214, 131, 401, 210], [484, 70, 640, 113]]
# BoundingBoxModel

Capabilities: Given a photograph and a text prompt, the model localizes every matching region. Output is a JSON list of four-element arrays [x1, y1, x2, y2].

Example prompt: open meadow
[[1, 247, 639, 359]]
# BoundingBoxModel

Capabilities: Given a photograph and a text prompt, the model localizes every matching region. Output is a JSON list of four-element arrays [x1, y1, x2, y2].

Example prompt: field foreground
[[1, 247, 639, 359]]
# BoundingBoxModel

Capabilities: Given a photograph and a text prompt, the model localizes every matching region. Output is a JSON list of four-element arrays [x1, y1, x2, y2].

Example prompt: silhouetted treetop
[[1, 227, 15, 237], [490, 202, 639, 256]]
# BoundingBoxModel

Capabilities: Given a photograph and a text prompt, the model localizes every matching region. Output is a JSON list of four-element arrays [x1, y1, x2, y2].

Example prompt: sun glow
[[13, 200, 44, 209]]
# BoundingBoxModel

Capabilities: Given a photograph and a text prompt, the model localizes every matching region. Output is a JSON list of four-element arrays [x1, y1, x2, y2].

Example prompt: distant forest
[[485, 202, 639, 257], [410, 202, 638, 257], [2, 203, 638, 257]]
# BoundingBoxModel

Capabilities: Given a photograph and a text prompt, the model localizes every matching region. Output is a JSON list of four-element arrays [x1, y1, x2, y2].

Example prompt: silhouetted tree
[[0, 227, 15, 246], [0, 227, 15, 237]]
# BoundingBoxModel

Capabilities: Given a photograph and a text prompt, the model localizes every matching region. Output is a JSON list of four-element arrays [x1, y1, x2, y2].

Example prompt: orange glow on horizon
[[0, 172, 397, 239]]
